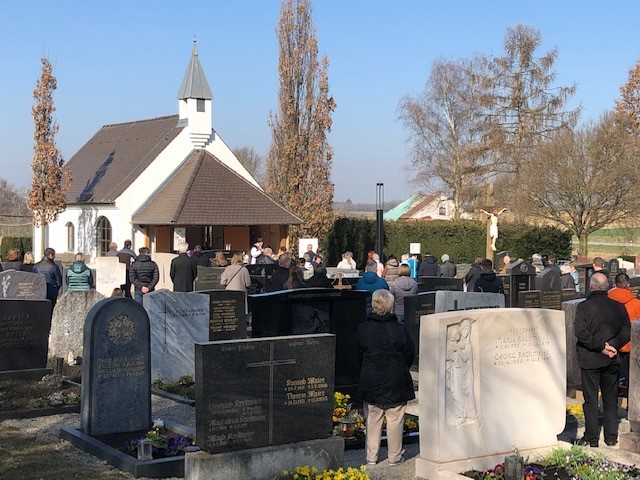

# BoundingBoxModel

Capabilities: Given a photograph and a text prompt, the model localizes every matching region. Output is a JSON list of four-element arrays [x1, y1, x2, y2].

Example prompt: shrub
[[0, 237, 32, 261]]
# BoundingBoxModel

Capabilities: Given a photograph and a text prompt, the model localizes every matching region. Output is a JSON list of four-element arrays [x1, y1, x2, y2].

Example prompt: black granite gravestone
[[249, 289, 369, 392], [629, 276, 640, 298], [404, 293, 436, 361], [502, 261, 536, 307], [506, 260, 536, 276], [0, 271, 47, 300], [194, 266, 226, 291], [575, 264, 592, 295], [81, 297, 151, 436], [0, 299, 52, 374], [246, 264, 277, 293], [535, 268, 562, 292], [198, 289, 247, 341], [562, 298, 585, 396], [561, 289, 577, 302], [541, 290, 562, 310], [417, 276, 463, 293], [607, 259, 620, 276], [195, 334, 335, 453], [517, 290, 542, 308]]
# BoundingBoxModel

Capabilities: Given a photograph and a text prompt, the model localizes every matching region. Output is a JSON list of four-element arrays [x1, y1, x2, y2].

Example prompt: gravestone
[[81, 297, 151, 436], [0, 299, 52, 376], [562, 298, 585, 396], [630, 276, 640, 298], [501, 261, 536, 307], [415, 308, 566, 479], [152, 252, 178, 291], [0, 270, 46, 300], [561, 289, 577, 302], [198, 290, 247, 341], [574, 263, 592, 295], [607, 258, 620, 276], [621, 321, 640, 452], [194, 266, 226, 291], [535, 268, 563, 310], [250, 289, 369, 392], [418, 276, 463, 293], [143, 289, 209, 381], [404, 291, 505, 367], [517, 290, 542, 308], [88, 257, 126, 297], [195, 334, 335, 453], [49, 290, 106, 359]]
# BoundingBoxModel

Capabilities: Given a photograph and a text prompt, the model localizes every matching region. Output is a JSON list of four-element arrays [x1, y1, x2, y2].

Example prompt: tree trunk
[[578, 232, 589, 258]]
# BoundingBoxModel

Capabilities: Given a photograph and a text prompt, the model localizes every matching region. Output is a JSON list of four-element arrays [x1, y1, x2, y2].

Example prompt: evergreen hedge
[[323, 218, 571, 266], [0, 237, 33, 261]]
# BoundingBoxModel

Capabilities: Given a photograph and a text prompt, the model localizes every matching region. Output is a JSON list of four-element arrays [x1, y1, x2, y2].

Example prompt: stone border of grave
[[343, 430, 419, 451], [151, 387, 196, 407], [0, 404, 80, 421], [60, 419, 195, 478]]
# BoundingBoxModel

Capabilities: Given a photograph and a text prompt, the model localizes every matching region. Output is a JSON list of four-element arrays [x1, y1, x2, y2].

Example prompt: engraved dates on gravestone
[[541, 291, 562, 310], [198, 290, 247, 341], [195, 335, 335, 454], [81, 298, 151, 436], [0, 271, 46, 300], [194, 266, 226, 291], [0, 299, 52, 371], [518, 291, 542, 308]]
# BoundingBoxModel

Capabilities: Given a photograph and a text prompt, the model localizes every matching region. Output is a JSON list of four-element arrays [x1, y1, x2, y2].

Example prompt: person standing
[[220, 253, 252, 293], [418, 252, 440, 277], [357, 289, 415, 466], [356, 261, 389, 292], [474, 259, 504, 294], [66, 252, 94, 291], [33, 247, 62, 309], [117, 240, 137, 298], [170, 242, 197, 292], [20, 252, 35, 272], [250, 238, 264, 265], [464, 257, 483, 293], [439, 254, 457, 278], [607, 272, 640, 385], [105, 242, 118, 257], [575, 273, 630, 447], [130, 247, 159, 304], [390, 264, 418, 323]]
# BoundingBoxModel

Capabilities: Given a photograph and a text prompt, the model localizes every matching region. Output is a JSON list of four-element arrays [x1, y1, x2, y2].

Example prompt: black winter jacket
[[357, 313, 415, 405], [474, 271, 504, 294], [575, 290, 630, 369], [418, 255, 440, 277], [270, 266, 290, 291], [305, 273, 333, 288], [129, 255, 159, 291], [170, 253, 197, 292], [33, 257, 62, 300], [464, 263, 482, 292]]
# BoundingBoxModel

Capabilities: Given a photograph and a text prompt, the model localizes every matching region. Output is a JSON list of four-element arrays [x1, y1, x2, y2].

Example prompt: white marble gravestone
[[143, 289, 209, 381], [87, 257, 126, 297], [415, 308, 566, 480]]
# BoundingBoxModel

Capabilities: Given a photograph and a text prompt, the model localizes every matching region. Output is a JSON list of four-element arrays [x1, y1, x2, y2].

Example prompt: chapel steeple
[[177, 37, 213, 148]]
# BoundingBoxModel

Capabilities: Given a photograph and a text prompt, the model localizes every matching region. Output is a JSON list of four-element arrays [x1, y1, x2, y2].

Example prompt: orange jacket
[[608, 287, 640, 352]]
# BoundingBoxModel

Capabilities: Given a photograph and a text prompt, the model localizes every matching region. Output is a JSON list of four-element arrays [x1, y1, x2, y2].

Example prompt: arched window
[[96, 216, 112, 256], [66, 222, 75, 252]]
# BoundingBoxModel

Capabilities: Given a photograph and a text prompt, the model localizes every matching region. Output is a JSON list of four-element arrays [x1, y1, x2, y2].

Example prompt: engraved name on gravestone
[[541, 291, 562, 310], [197, 289, 247, 341], [194, 266, 226, 291], [416, 308, 566, 480], [0, 299, 52, 371], [81, 298, 151, 436], [417, 277, 464, 293], [517, 290, 542, 308], [88, 257, 126, 297], [195, 335, 335, 453], [0, 271, 46, 300], [144, 289, 209, 380]]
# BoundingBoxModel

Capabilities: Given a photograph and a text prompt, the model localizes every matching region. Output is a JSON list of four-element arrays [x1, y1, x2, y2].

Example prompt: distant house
[[384, 193, 459, 221], [34, 42, 301, 258]]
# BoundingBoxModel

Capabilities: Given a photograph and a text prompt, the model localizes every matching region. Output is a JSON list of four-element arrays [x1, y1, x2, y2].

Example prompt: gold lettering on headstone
[[283, 376, 329, 405], [493, 326, 551, 367], [97, 354, 146, 379], [107, 315, 135, 345], [210, 299, 239, 333]]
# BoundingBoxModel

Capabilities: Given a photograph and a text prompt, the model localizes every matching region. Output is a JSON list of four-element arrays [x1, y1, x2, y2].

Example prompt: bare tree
[[0, 179, 29, 216], [265, 0, 336, 254], [521, 113, 640, 256], [487, 24, 578, 211], [234, 146, 264, 184], [28, 57, 71, 246], [399, 56, 491, 219]]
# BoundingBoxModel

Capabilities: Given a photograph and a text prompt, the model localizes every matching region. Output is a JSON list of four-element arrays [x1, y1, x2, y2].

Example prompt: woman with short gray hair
[[356, 289, 415, 466]]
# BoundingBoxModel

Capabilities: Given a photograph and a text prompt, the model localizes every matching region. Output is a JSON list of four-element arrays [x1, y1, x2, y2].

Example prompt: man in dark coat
[[575, 273, 630, 447], [170, 243, 197, 292], [130, 247, 159, 304], [33, 247, 62, 310], [270, 253, 292, 291], [192, 245, 211, 267], [117, 240, 137, 298], [439, 254, 457, 278], [464, 257, 483, 292], [418, 252, 440, 277], [474, 259, 504, 294]]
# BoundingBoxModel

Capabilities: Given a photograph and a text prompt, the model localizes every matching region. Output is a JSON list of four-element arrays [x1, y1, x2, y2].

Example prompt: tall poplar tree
[[265, 0, 336, 255], [28, 57, 71, 246]]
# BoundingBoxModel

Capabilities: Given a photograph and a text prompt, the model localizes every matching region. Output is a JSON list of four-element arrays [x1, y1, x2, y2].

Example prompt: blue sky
[[1, 1, 639, 203]]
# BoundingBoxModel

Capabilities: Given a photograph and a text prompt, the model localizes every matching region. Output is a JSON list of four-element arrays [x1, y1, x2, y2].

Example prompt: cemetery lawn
[[0, 423, 128, 480], [0, 376, 80, 412]]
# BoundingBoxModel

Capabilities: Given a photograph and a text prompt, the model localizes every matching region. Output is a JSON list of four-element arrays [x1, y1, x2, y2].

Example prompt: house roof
[[65, 115, 184, 203], [132, 150, 303, 226], [383, 194, 420, 221], [399, 193, 440, 220], [177, 43, 213, 100]]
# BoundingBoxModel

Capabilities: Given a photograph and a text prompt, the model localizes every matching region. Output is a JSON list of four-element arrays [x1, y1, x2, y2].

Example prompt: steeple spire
[[177, 38, 213, 100]]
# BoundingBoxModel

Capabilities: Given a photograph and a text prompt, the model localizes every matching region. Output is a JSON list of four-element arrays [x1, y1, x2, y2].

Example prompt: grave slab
[[415, 308, 566, 480], [197, 289, 247, 341], [81, 297, 151, 436], [194, 266, 226, 291], [144, 289, 209, 381], [562, 298, 585, 396], [88, 257, 126, 297], [0, 270, 46, 300]]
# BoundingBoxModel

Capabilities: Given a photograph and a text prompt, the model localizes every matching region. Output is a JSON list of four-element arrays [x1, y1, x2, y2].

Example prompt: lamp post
[[376, 183, 384, 260]]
